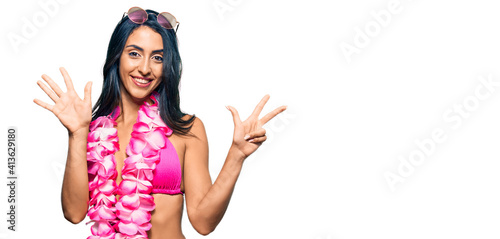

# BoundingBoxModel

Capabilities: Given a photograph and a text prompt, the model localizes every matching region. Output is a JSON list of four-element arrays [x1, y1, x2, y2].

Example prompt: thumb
[[84, 81, 92, 104], [226, 105, 241, 126]]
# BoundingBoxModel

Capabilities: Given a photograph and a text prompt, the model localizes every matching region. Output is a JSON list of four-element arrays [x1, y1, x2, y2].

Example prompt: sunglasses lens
[[128, 7, 147, 24], [158, 12, 177, 29]]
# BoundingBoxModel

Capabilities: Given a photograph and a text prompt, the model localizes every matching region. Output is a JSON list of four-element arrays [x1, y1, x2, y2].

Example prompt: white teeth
[[133, 77, 150, 84]]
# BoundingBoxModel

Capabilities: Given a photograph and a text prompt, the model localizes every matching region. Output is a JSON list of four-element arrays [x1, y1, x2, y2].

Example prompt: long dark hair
[[92, 9, 196, 136]]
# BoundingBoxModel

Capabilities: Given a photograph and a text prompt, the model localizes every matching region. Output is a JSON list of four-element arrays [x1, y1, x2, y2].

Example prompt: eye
[[129, 52, 140, 57], [153, 55, 163, 62]]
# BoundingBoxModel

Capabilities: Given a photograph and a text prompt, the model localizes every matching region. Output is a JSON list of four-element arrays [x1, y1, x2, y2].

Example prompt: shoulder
[[181, 114, 204, 129], [181, 114, 206, 141]]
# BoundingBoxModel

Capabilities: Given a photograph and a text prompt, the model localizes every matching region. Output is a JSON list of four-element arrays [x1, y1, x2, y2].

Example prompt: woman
[[33, 7, 286, 239]]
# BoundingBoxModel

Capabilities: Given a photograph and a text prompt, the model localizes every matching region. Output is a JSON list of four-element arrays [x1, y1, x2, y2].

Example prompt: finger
[[59, 67, 75, 92], [250, 94, 270, 118], [260, 105, 287, 125], [41, 74, 64, 96], [36, 80, 59, 103], [244, 128, 266, 140], [84, 81, 92, 104], [33, 98, 54, 112], [248, 135, 267, 143], [226, 105, 241, 126]]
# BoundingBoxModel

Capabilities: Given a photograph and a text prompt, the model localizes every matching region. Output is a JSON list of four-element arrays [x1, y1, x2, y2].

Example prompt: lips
[[131, 76, 153, 87]]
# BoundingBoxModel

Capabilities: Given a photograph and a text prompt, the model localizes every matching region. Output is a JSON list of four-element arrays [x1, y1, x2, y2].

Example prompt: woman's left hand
[[226, 94, 287, 159]]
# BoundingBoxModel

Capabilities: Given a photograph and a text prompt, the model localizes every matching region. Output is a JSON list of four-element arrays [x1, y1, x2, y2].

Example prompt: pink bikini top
[[103, 103, 183, 196], [151, 136, 183, 195]]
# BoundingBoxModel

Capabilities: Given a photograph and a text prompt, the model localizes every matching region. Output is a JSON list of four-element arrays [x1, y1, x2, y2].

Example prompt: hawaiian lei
[[86, 92, 172, 239]]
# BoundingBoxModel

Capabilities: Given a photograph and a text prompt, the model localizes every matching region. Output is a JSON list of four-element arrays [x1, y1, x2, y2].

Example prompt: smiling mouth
[[131, 76, 153, 87]]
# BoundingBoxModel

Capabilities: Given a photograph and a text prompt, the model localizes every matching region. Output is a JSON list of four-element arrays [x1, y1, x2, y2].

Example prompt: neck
[[117, 89, 153, 125]]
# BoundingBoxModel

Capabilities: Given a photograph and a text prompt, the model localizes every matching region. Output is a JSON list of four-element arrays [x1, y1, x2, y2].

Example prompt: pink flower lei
[[86, 92, 172, 239]]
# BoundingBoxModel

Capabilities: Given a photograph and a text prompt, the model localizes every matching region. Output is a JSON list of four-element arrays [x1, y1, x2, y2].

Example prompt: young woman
[[34, 7, 286, 239]]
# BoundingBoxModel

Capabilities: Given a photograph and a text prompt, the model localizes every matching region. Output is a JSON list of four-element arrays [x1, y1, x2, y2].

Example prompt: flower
[[88, 204, 117, 221], [88, 219, 115, 237], [118, 173, 153, 195]]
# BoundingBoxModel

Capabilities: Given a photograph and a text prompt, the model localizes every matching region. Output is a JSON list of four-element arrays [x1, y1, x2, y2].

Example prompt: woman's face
[[119, 26, 164, 103]]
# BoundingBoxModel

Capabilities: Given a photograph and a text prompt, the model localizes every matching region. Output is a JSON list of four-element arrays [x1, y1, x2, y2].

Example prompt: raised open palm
[[34, 67, 93, 136], [226, 94, 287, 159]]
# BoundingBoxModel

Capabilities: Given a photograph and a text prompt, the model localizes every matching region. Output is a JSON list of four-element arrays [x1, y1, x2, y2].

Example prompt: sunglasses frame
[[122, 6, 180, 33]]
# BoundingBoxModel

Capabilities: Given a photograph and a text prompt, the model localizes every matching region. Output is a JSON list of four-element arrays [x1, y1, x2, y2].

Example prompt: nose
[[138, 58, 151, 76]]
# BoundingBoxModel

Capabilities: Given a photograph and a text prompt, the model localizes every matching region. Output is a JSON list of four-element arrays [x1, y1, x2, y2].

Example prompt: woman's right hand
[[34, 67, 93, 136]]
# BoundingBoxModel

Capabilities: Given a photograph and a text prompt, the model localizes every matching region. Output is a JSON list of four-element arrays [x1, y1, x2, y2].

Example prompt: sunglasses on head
[[123, 6, 179, 33]]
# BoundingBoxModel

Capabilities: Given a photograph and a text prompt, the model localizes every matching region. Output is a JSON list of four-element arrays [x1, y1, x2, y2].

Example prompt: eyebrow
[[125, 44, 163, 54]]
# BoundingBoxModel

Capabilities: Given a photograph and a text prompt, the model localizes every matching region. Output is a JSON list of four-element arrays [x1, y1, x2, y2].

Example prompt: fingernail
[[249, 139, 254, 142], [225, 105, 230, 111], [244, 134, 250, 140]]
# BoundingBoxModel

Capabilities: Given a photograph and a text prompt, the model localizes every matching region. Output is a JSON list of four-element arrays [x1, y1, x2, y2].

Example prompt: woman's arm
[[184, 118, 245, 235], [34, 67, 93, 224], [61, 128, 90, 223], [184, 95, 287, 235]]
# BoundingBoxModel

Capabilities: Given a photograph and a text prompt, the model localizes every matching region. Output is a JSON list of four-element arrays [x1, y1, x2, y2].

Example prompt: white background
[[1, 0, 500, 238]]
